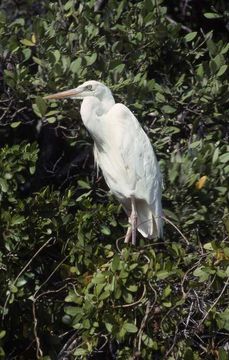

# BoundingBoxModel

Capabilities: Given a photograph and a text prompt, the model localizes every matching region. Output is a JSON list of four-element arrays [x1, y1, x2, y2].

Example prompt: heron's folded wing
[[105, 104, 160, 197]]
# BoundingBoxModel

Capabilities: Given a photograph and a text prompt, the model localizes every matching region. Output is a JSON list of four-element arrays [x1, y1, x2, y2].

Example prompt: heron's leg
[[130, 196, 137, 246], [124, 226, 132, 244]]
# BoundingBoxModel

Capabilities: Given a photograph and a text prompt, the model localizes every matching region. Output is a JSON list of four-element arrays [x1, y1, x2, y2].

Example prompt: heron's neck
[[80, 94, 115, 125], [99, 93, 115, 114], [80, 94, 115, 144]]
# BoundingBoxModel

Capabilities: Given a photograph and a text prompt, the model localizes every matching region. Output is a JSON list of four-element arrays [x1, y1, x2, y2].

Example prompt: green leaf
[[216, 269, 227, 278], [127, 285, 138, 292], [156, 270, 170, 279], [207, 39, 217, 56], [32, 104, 42, 118], [142, 333, 158, 349], [217, 65, 228, 77], [70, 58, 82, 73], [210, 59, 218, 73], [11, 215, 25, 226], [74, 348, 88, 356], [185, 31, 197, 42], [22, 48, 32, 61], [53, 49, 61, 63], [105, 322, 113, 332], [16, 277, 27, 287], [65, 292, 78, 303], [204, 12, 222, 19], [82, 319, 90, 329], [32, 56, 46, 66], [116, 0, 126, 20], [184, 349, 194, 360], [196, 64, 204, 77], [47, 117, 57, 124], [9, 284, 18, 293], [75, 190, 92, 202], [36, 96, 47, 117], [29, 166, 36, 175], [77, 180, 91, 189], [216, 308, 229, 331], [212, 148, 219, 164], [162, 285, 171, 298], [203, 242, 214, 251], [99, 290, 110, 300], [220, 43, 229, 55], [164, 126, 180, 135], [0, 178, 8, 192], [193, 267, 211, 282], [189, 140, 201, 149], [101, 225, 111, 235], [219, 153, 229, 163], [4, 173, 12, 180], [162, 301, 172, 307], [218, 349, 228, 360], [64, 0, 74, 11], [10, 121, 21, 128], [123, 322, 138, 333], [20, 38, 35, 46], [85, 53, 97, 66], [111, 254, 120, 272], [0, 331, 6, 340], [95, 283, 105, 296], [93, 273, 105, 286], [9, 18, 25, 27], [113, 63, 125, 74], [65, 306, 83, 316], [162, 105, 176, 114], [155, 92, 165, 102]]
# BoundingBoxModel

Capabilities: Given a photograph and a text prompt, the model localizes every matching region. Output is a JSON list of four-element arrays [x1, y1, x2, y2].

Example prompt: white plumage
[[44, 80, 163, 244]]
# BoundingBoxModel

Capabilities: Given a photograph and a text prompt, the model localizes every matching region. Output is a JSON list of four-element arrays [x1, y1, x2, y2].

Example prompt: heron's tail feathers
[[135, 199, 163, 239]]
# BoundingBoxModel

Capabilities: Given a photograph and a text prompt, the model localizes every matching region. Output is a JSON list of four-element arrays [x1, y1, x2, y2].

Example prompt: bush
[[0, 0, 228, 359]]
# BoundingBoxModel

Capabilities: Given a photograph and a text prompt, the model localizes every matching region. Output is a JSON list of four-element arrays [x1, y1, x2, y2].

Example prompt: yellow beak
[[43, 88, 81, 100]]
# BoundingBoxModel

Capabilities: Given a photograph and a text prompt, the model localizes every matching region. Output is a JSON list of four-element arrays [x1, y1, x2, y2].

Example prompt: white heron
[[44, 80, 163, 245]]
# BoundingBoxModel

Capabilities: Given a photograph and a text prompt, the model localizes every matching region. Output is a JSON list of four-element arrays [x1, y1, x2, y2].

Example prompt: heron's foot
[[130, 196, 137, 246], [131, 212, 137, 246], [124, 226, 132, 244]]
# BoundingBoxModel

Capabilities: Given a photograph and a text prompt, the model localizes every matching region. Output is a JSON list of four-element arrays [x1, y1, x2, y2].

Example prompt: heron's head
[[44, 80, 111, 101]]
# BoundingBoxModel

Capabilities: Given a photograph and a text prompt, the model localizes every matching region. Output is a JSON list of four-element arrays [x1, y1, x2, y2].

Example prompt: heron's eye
[[85, 85, 93, 91]]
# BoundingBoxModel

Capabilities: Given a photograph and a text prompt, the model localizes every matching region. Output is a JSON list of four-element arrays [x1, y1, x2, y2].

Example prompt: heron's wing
[[102, 104, 162, 236], [97, 103, 163, 237], [93, 145, 99, 177], [105, 103, 160, 195]]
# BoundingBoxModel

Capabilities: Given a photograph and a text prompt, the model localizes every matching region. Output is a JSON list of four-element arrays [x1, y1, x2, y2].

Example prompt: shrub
[[0, 0, 228, 359]]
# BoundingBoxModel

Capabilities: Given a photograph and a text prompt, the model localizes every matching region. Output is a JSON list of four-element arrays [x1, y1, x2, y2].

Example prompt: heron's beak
[[43, 88, 81, 100]]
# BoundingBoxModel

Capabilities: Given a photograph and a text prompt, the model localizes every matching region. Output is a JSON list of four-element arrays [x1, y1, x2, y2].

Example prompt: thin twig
[[185, 301, 194, 329], [113, 285, 146, 308], [97, 335, 108, 351], [180, 257, 206, 297], [57, 331, 79, 360], [165, 15, 192, 33], [193, 289, 205, 315], [32, 301, 43, 359], [35, 284, 68, 301], [137, 301, 152, 353], [164, 328, 179, 359], [181, 0, 191, 17], [33, 256, 69, 299], [2, 237, 53, 321], [31, 256, 69, 358], [11, 106, 27, 120], [162, 215, 190, 245], [116, 235, 125, 253], [198, 276, 229, 326]]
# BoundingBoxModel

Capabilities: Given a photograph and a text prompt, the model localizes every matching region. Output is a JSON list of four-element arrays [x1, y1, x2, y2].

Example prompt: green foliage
[[0, 0, 228, 359]]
